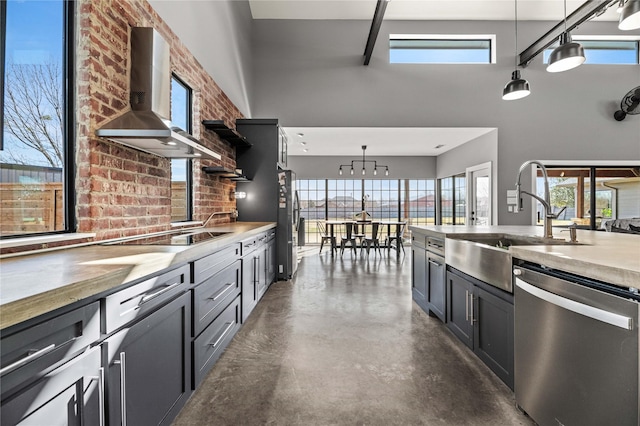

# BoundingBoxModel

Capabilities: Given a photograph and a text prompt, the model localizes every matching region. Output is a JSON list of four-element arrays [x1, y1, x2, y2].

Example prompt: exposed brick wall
[[76, 0, 243, 240]]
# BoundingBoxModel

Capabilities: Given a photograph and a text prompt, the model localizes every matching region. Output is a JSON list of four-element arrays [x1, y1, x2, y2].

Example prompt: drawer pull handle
[[208, 322, 235, 349], [0, 343, 56, 376], [209, 282, 236, 302], [88, 367, 105, 426], [428, 259, 442, 267], [139, 281, 181, 305], [465, 290, 469, 322]]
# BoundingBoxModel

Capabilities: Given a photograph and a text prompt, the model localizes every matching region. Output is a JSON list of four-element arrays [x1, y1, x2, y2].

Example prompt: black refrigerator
[[235, 119, 299, 281]]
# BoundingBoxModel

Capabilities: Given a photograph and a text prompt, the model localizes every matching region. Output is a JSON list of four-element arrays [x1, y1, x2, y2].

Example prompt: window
[[534, 166, 640, 230], [1, 0, 74, 237], [170, 75, 192, 222], [438, 174, 466, 225], [390, 34, 496, 64], [543, 37, 640, 65], [297, 179, 435, 244]]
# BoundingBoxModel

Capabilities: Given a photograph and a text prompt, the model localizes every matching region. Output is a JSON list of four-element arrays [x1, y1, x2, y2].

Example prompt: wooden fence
[[0, 183, 64, 235]]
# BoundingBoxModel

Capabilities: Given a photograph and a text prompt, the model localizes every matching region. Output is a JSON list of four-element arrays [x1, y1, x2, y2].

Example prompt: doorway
[[467, 162, 492, 226]]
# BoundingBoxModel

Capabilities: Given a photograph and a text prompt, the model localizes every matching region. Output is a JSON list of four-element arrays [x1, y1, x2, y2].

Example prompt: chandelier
[[338, 145, 389, 176]]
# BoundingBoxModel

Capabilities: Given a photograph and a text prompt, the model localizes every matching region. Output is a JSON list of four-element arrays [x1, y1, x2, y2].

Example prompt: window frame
[[389, 34, 497, 64], [531, 161, 640, 230], [1, 0, 76, 238], [170, 74, 193, 223]]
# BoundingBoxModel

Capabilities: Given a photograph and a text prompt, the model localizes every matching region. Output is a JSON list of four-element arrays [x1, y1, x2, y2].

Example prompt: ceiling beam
[[518, 0, 617, 68], [363, 0, 389, 66]]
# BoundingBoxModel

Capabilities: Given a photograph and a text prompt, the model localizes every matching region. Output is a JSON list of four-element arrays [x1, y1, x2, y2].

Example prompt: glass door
[[467, 163, 492, 226]]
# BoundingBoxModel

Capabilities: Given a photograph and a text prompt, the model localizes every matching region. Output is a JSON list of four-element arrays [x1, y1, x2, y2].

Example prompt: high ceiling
[[249, 1, 621, 156], [248, 0, 620, 21]]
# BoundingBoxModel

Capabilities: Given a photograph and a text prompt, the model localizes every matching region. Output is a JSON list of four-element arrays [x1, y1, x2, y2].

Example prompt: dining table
[[323, 220, 407, 256]]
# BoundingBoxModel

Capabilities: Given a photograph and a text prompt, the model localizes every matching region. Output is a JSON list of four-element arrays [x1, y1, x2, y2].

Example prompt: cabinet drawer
[[193, 243, 241, 284], [192, 260, 241, 337], [193, 295, 240, 388], [427, 236, 445, 256], [1, 302, 100, 398], [241, 232, 266, 256], [1, 346, 102, 426], [103, 264, 190, 334]]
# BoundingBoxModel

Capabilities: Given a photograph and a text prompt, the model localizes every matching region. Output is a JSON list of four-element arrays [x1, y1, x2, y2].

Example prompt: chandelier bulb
[[350, 168, 354, 176]]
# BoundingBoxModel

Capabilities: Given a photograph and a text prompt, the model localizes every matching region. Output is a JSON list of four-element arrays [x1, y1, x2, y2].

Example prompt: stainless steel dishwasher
[[514, 263, 639, 426]]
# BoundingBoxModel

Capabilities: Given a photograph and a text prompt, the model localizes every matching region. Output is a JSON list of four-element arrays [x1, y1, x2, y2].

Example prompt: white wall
[[288, 155, 436, 179], [149, 0, 254, 117], [250, 19, 640, 225]]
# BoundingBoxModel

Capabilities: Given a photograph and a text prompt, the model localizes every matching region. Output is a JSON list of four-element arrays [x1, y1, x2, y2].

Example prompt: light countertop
[[409, 225, 640, 289], [0, 222, 275, 330]]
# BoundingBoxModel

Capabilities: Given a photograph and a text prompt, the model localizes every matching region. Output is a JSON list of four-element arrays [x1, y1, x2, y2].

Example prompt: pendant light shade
[[502, 0, 530, 101], [619, 0, 640, 30], [503, 70, 531, 100], [546, 32, 585, 73]]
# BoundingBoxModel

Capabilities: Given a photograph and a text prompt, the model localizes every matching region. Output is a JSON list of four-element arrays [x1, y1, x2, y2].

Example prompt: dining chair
[[352, 223, 366, 252], [317, 221, 336, 254], [340, 222, 359, 256], [386, 221, 407, 255], [362, 222, 382, 256]]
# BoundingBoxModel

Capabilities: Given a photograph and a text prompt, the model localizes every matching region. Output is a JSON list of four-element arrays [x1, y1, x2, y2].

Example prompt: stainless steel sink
[[445, 234, 581, 293]]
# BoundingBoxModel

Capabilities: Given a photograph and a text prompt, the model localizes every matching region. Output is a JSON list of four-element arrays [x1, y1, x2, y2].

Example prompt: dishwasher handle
[[515, 277, 634, 330]]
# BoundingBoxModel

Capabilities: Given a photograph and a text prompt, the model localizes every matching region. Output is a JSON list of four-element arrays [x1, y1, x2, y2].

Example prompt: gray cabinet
[[411, 235, 428, 311], [1, 302, 102, 426], [266, 231, 276, 286], [1, 346, 103, 426], [427, 251, 446, 321], [192, 260, 241, 338], [191, 246, 242, 388], [426, 236, 446, 322], [193, 295, 240, 387], [412, 234, 446, 322], [446, 268, 514, 389], [446, 269, 474, 349], [105, 291, 191, 426], [242, 233, 270, 322]]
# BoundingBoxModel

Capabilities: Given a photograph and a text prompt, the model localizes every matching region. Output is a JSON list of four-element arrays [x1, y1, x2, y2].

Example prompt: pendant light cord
[[514, 0, 518, 69], [564, 0, 568, 32]]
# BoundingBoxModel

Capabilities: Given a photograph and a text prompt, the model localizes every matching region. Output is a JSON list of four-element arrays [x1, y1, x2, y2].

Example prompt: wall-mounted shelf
[[202, 120, 251, 148], [201, 166, 250, 181]]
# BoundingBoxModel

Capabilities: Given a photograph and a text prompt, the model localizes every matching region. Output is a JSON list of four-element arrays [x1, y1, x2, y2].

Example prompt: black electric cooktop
[[104, 230, 230, 246]]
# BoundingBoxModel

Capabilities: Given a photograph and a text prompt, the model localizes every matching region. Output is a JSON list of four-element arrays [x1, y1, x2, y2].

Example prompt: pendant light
[[338, 145, 389, 177], [547, 0, 585, 73], [619, 0, 640, 30], [503, 0, 530, 100]]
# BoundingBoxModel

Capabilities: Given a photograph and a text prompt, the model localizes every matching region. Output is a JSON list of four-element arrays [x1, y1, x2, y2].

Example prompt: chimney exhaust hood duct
[[96, 27, 221, 160]]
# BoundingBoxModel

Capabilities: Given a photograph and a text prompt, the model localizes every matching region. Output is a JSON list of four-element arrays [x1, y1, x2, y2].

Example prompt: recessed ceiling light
[[300, 141, 307, 145], [297, 133, 304, 137], [303, 149, 309, 152], [435, 144, 445, 149]]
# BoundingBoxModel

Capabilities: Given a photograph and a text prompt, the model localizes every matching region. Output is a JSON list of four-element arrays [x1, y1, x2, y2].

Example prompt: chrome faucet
[[510, 160, 565, 239]]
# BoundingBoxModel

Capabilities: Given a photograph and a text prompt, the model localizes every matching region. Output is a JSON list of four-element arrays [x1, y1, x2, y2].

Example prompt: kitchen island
[[410, 225, 640, 425], [409, 225, 640, 289]]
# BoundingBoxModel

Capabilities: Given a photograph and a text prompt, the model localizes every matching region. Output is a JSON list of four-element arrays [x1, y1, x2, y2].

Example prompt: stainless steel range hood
[[96, 27, 220, 160]]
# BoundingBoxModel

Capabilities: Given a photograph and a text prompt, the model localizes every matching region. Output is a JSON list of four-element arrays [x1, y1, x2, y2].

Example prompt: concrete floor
[[173, 247, 534, 426]]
